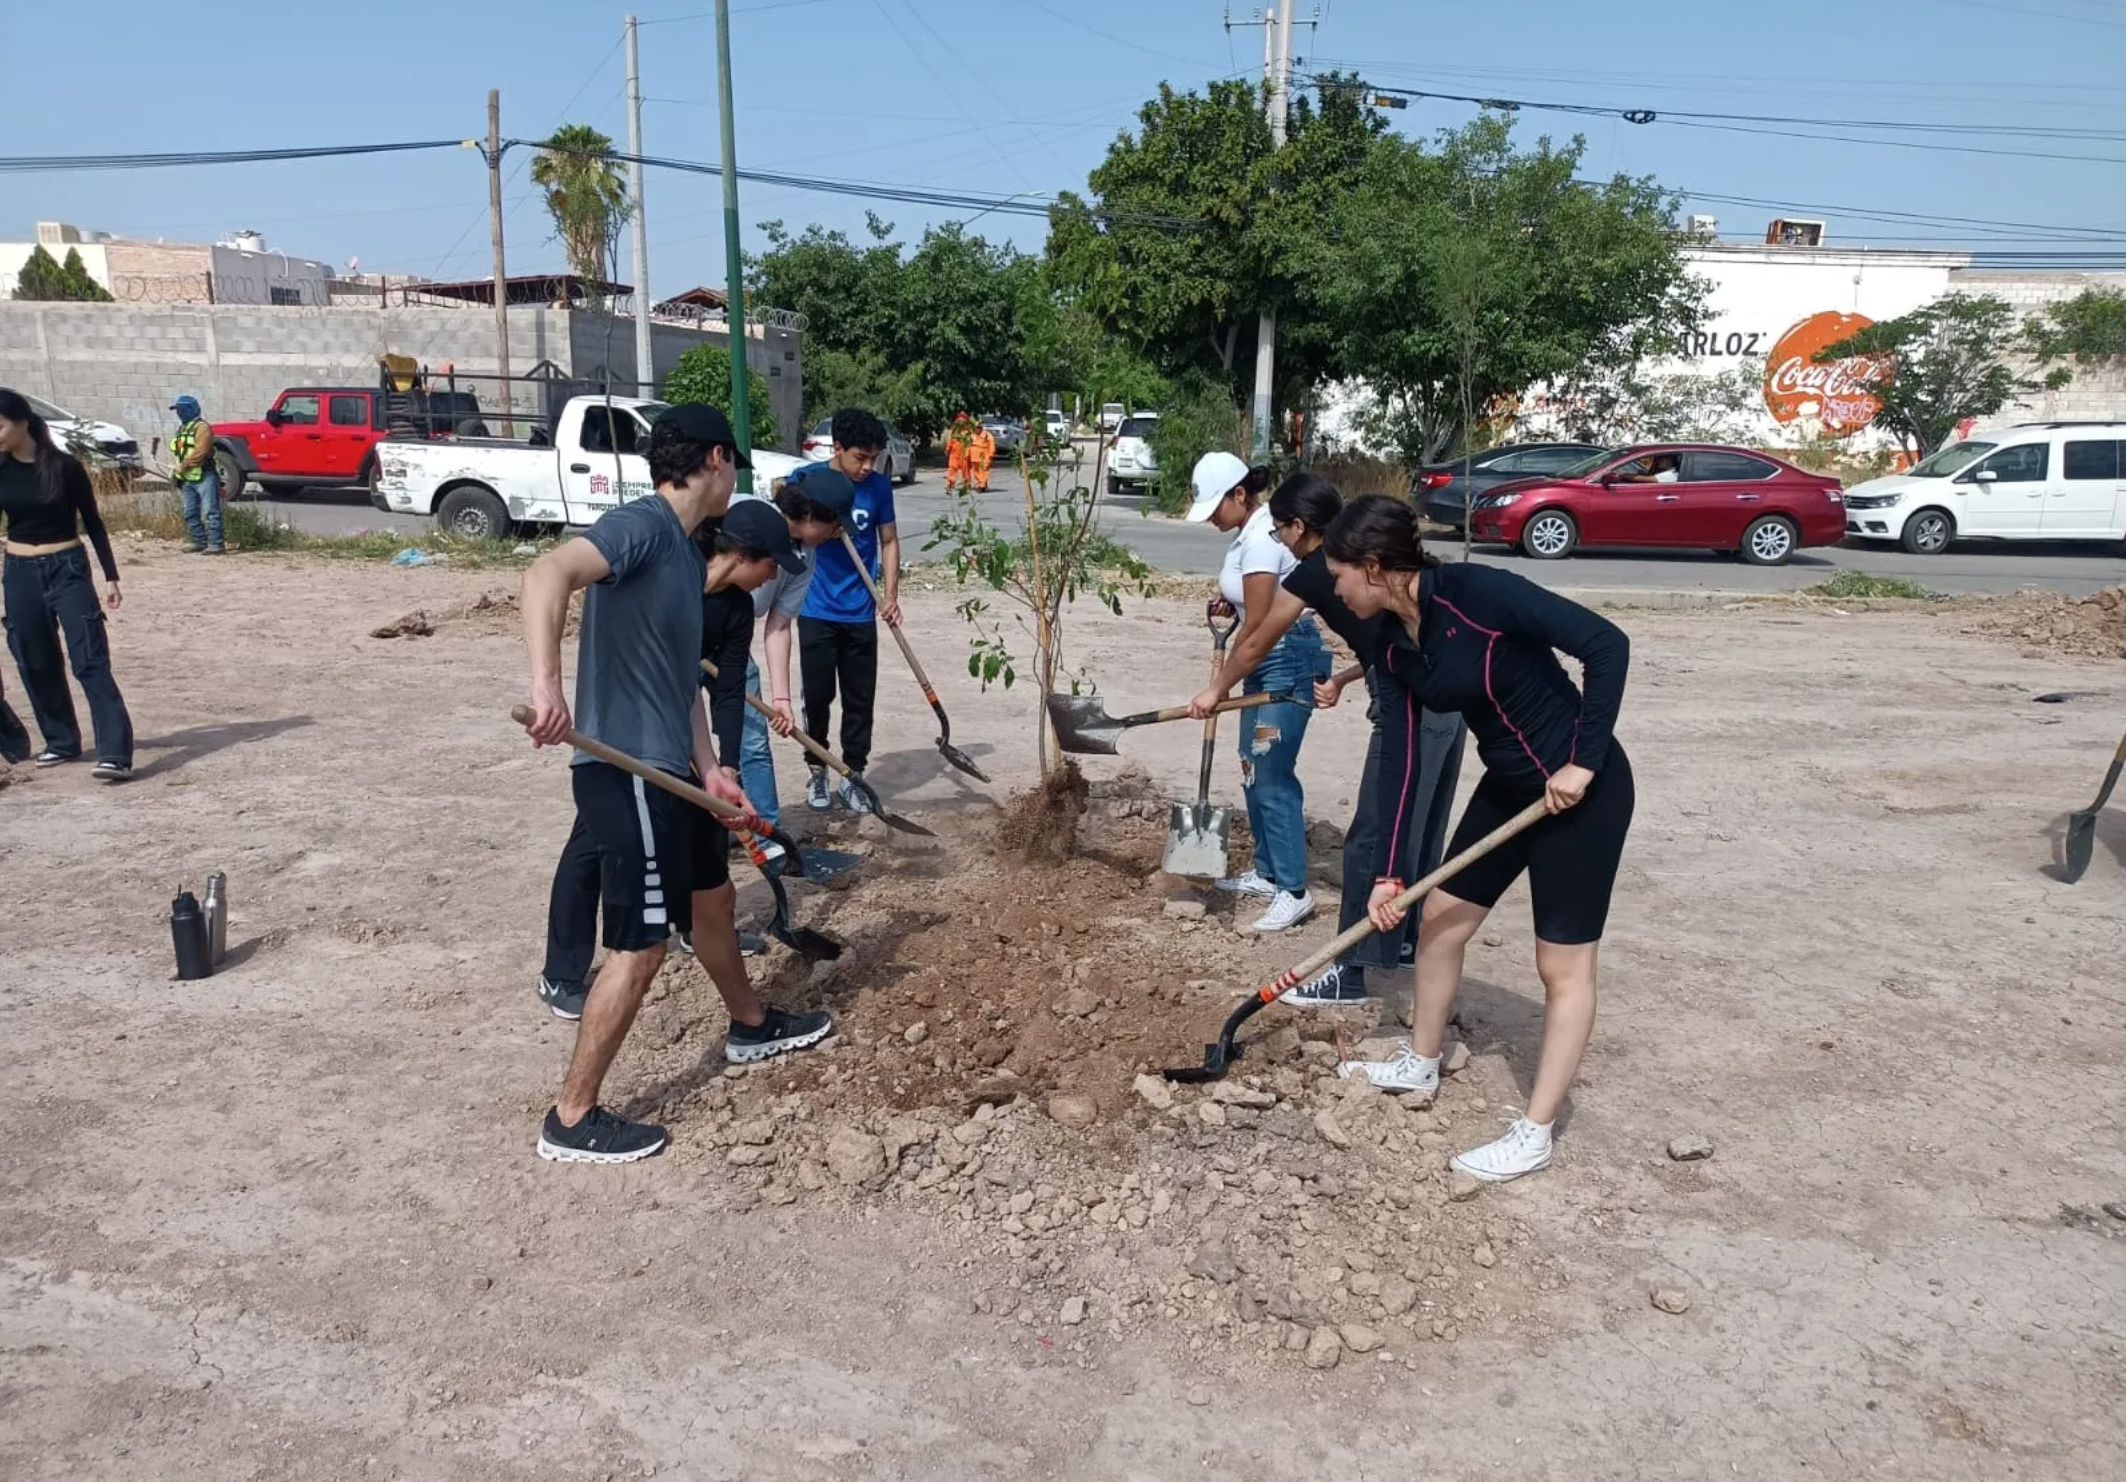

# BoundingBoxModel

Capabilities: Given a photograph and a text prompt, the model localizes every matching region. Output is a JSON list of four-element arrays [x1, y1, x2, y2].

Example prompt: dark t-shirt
[[1279, 547, 1385, 659], [0, 455, 120, 581], [696, 513, 759, 765], [573, 496, 705, 777]]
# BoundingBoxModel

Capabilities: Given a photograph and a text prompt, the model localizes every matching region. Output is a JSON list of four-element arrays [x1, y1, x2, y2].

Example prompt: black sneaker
[[1278, 963, 1369, 1006], [91, 759, 133, 783], [538, 974, 588, 1020], [725, 1006, 834, 1063], [739, 930, 766, 958], [33, 749, 76, 769], [537, 1105, 668, 1164], [203, 546, 227, 556]]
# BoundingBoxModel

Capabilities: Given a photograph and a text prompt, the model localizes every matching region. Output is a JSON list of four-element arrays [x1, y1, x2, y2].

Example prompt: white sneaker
[[1251, 890, 1315, 933], [806, 772, 832, 810], [1337, 1041, 1439, 1094], [1216, 868, 1277, 898], [1451, 1115, 1554, 1183], [1279, 962, 1369, 1006], [838, 773, 875, 815]]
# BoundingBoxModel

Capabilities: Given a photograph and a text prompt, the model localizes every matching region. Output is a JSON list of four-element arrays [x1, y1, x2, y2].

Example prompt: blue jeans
[[741, 657, 780, 826], [3, 545, 133, 765], [181, 471, 223, 550], [1239, 618, 1330, 893]]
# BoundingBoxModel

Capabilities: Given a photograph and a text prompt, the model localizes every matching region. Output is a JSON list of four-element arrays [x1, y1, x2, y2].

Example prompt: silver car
[[800, 416, 916, 485]]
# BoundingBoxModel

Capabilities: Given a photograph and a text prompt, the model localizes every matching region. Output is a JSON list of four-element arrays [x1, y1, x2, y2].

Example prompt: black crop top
[[0, 455, 120, 581]]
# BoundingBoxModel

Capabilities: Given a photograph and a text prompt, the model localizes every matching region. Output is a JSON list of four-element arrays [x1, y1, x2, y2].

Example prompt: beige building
[[0, 221, 336, 306]]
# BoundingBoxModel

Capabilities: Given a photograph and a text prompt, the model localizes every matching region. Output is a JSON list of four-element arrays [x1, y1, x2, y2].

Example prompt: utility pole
[[624, 16, 655, 398], [714, 0, 753, 492], [1247, 3, 1293, 460], [486, 89, 514, 435]]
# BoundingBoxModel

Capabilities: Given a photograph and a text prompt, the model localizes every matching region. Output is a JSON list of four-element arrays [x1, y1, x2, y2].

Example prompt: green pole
[[714, 0, 753, 493]]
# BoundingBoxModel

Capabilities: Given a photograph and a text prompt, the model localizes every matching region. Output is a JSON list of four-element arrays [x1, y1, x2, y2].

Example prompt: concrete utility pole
[[486, 89, 514, 434], [1248, 4, 1293, 460], [714, 0, 754, 491], [624, 16, 655, 398]]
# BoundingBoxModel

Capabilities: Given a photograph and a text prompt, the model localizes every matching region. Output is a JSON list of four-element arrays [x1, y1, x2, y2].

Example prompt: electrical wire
[[0, 140, 471, 173]]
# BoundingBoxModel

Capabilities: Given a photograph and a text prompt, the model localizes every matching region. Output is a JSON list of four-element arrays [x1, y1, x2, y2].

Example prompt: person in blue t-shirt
[[793, 407, 899, 813]]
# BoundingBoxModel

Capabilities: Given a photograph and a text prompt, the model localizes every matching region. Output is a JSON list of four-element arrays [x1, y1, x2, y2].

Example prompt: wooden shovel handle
[[510, 705, 752, 827], [1133, 663, 1365, 727], [700, 658, 853, 780], [837, 529, 933, 689]]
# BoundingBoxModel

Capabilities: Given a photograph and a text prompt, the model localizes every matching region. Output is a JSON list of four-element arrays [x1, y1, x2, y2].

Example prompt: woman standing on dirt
[[1323, 494, 1632, 1183], [1184, 452, 1332, 933], [0, 387, 134, 781], [1186, 473, 1466, 1004]]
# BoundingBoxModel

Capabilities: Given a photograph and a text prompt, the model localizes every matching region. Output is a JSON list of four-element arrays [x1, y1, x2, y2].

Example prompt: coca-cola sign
[[1763, 311, 1892, 437]]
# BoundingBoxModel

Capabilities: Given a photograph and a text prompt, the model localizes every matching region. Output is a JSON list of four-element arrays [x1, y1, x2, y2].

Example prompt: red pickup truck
[[212, 384, 482, 498]]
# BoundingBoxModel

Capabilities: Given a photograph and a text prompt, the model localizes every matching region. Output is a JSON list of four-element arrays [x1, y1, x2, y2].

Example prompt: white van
[[1842, 421, 2126, 553]]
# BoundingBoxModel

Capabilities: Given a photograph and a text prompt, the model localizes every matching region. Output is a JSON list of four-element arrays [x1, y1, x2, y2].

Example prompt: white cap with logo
[[1185, 451, 1252, 523]]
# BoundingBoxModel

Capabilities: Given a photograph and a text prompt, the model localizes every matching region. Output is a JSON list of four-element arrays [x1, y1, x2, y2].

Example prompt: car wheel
[[1740, 515, 1800, 566], [435, 484, 512, 542], [1106, 475, 1121, 497], [1521, 510, 1578, 560], [213, 450, 248, 501], [1900, 507, 1954, 555]]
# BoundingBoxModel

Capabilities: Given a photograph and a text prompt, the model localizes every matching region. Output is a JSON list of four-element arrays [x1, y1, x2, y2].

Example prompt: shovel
[[2062, 726, 2126, 883], [837, 530, 988, 782], [1165, 796, 1552, 1082], [700, 659, 935, 837], [510, 707, 848, 962], [1048, 663, 1364, 756], [1162, 605, 1242, 879]]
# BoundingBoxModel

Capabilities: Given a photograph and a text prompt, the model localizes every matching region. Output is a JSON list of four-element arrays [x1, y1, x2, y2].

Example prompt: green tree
[[663, 341, 778, 448], [11, 244, 71, 300], [1816, 293, 2072, 457], [2024, 286, 2126, 364], [1322, 116, 1699, 465], [530, 125, 632, 293]]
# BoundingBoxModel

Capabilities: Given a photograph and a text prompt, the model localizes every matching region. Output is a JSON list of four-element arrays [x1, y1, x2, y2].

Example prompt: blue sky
[[5, 0, 2122, 288]]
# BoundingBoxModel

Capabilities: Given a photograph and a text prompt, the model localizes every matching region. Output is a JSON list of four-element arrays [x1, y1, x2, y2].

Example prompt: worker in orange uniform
[[970, 419, 997, 492], [945, 413, 977, 492]]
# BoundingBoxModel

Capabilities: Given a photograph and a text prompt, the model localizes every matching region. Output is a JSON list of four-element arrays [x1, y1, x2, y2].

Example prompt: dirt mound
[[608, 805, 1553, 1366], [449, 588, 582, 638], [369, 609, 434, 639], [1973, 584, 2126, 660], [995, 759, 1089, 862]]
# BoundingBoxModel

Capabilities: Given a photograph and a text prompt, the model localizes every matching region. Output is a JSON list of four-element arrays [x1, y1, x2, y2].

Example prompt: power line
[[0, 140, 472, 173]]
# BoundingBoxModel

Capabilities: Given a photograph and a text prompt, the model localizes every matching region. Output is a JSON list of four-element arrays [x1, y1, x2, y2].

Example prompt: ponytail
[[1321, 493, 1440, 572], [1267, 472, 1343, 536]]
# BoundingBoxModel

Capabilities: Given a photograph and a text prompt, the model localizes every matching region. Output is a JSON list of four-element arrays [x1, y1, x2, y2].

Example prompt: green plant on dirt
[[1808, 570, 1932, 601], [1815, 293, 2072, 458], [923, 435, 1153, 776], [1145, 372, 1249, 514], [10, 245, 113, 302], [663, 342, 779, 448], [529, 125, 632, 295]]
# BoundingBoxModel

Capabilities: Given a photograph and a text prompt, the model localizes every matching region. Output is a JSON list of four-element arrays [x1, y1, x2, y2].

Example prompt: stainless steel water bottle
[[202, 871, 228, 967]]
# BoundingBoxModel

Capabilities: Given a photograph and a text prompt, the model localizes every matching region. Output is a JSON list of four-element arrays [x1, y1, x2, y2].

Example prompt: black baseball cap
[[655, 403, 752, 468], [722, 498, 805, 572], [786, 466, 857, 520]]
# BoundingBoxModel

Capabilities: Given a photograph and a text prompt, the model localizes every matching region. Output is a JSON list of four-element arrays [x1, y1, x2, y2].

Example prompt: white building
[[0, 221, 336, 306]]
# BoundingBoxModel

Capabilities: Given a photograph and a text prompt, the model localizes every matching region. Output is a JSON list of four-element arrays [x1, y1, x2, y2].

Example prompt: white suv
[[1842, 421, 2126, 553], [1106, 413, 1159, 496]]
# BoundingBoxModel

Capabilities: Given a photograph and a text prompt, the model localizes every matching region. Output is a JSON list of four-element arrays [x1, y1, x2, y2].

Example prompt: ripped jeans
[[1238, 617, 1330, 894]]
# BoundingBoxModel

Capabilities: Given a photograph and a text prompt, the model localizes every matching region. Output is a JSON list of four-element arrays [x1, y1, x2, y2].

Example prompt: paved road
[[253, 448, 2124, 597]]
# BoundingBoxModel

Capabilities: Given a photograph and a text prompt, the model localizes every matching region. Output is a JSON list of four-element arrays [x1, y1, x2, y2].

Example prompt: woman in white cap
[[1185, 451, 1331, 932]]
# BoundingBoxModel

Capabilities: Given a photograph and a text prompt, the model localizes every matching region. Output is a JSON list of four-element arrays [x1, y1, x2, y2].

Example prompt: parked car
[[213, 384, 481, 499], [798, 416, 914, 484], [1107, 413, 1160, 496], [1042, 408, 1072, 444], [981, 416, 1026, 455], [19, 392, 141, 474], [375, 396, 802, 541], [1466, 444, 1845, 565], [1842, 421, 2126, 554], [1098, 402, 1126, 434], [1415, 442, 1607, 529]]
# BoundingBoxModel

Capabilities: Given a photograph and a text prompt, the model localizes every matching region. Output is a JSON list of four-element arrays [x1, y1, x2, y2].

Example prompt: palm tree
[[529, 124, 632, 300]]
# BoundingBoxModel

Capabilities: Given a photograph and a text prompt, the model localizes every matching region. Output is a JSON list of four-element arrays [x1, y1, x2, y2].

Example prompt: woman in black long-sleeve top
[[0, 388, 133, 779], [1323, 495, 1633, 1184]]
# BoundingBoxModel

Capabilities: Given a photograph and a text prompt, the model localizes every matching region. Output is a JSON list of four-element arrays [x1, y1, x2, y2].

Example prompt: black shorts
[[568, 760, 730, 953], [1437, 746, 1634, 945]]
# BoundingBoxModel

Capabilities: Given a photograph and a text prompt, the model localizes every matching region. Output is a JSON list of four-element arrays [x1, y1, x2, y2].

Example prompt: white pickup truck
[[371, 395, 802, 541]]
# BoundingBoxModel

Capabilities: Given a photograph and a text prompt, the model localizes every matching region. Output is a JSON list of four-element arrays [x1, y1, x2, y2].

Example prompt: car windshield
[[811, 418, 832, 437], [1908, 441, 1994, 477], [1117, 417, 1157, 438], [1556, 447, 1627, 478]]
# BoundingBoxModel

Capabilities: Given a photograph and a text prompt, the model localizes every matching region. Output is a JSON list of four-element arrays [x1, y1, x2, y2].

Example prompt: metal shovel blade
[[2061, 735, 2126, 884], [937, 738, 990, 782], [1045, 693, 1123, 756], [1162, 801, 1231, 879], [772, 842, 864, 887]]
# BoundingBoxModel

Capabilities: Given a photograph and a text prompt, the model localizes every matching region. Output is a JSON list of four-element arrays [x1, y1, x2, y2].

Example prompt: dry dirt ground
[[3, 535, 2123, 1482]]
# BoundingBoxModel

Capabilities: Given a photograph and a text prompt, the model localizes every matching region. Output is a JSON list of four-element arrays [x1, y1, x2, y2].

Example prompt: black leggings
[[1436, 746, 1635, 945]]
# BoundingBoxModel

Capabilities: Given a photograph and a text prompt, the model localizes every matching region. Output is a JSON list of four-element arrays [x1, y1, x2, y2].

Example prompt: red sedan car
[[1467, 444, 1846, 565]]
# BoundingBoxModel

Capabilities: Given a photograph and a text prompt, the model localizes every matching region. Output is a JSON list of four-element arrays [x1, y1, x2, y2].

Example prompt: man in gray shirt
[[521, 404, 831, 1165]]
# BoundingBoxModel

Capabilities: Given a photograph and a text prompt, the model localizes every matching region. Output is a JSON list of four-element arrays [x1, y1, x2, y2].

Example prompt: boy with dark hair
[[794, 408, 899, 814], [522, 405, 830, 1165]]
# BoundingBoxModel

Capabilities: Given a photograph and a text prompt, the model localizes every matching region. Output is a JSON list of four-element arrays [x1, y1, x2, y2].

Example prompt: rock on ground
[[824, 1127, 887, 1185], [1304, 1325, 1344, 1369], [1651, 1288, 1693, 1315], [1448, 1170, 1482, 1202], [1132, 1074, 1174, 1112], [1339, 1322, 1384, 1354], [1667, 1133, 1715, 1162], [1047, 1093, 1098, 1129]]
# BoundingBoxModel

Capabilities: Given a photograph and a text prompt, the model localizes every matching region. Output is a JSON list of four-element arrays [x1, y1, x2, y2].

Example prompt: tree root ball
[[996, 760, 1089, 863]]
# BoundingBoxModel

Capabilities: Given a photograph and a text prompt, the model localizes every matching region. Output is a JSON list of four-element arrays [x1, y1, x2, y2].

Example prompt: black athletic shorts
[[568, 759, 730, 953], [1437, 745, 1634, 945]]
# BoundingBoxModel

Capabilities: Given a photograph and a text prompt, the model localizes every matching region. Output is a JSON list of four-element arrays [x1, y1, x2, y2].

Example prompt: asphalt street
[[250, 444, 2124, 598]]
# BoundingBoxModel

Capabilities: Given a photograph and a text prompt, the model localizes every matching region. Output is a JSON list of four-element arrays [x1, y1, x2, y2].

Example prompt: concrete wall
[[0, 302, 804, 453]]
